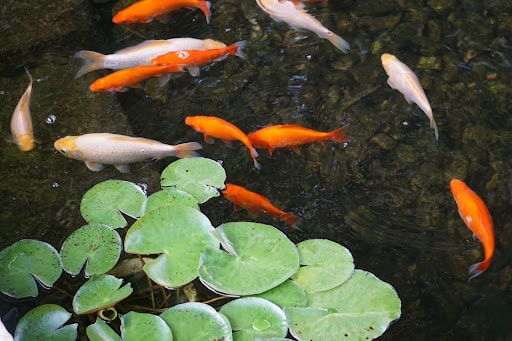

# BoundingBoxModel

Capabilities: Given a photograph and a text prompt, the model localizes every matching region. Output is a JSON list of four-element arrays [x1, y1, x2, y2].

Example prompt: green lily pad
[[220, 297, 288, 341], [251, 279, 307, 308], [198, 222, 300, 295], [160, 157, 226, 204], [292, 239, 354, 293], [285, 269, 401, 340], [86, 318, 121, 341], [81, 180, 146, 228], [0, 239, 62, 298], [60, 224, 122, 277], [73, 274, 133, 315], [121, 312, 172, 341], [160, 302, 232, 341], [14, 304, 77, 341], [124, 205, 218, 288], [144, 189, 199, 214]]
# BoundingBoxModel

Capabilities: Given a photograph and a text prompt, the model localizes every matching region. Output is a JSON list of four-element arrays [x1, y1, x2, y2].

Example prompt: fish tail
[[468, 257, 492, 282], [282, 213, 303, 230], [199, 1, 212, 24], [328, 126, 348, 143], [74, 50, 106, 78], [327, 33, 350, 54], [430, 115, 439, 141], [172, 142, 203, 158], [233, 40, 248, 59]]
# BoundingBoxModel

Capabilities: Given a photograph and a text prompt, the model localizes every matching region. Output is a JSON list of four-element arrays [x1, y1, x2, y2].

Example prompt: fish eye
[[60, 148, 67, 154]]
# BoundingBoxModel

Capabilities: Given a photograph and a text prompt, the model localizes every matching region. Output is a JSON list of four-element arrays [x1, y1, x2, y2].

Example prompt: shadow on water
[[2, 0, 512, 339]]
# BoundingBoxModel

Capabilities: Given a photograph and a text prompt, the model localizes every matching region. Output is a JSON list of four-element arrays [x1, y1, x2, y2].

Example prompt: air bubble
[[45, 114, 57, 124]]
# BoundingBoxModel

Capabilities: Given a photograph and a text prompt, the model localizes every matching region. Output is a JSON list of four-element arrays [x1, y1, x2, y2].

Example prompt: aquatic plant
[[0, 157, 401, 340]]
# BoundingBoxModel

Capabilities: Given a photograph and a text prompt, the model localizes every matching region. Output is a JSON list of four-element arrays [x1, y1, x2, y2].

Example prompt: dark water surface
[[1, 0, 512, 339]]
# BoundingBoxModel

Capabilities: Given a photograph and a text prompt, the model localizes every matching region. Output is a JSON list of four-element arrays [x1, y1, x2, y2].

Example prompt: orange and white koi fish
[[54, 133, 202, 173], [151, 41, 247, 68], [112, 0, 211, 24], [248, 124, 347, 155], [185, 116, 261, 170], [450, 179, 495, 281], [10, 68, 35, 151], [255, 0, 349, 53], [74, 38, 226, 78], [222, 183, 301, 228], [381, 53, 438, 140]]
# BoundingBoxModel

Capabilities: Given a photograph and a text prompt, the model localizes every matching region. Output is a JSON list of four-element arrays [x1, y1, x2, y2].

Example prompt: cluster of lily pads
[[0, 157, 401, 340]]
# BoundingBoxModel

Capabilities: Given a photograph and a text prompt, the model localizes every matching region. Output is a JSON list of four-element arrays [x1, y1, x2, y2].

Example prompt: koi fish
[[185, 116, 261, 170], [112, 0, 211, 24], [74, 38, 226, 78], [450, 179, 495, 281], [89, 64, 185, 92], [10, 68, 35, 151], [381, 53, 439, 140], [54, 133, 202, 173], [248, 124, 347, 155], [255, 0, 349, 53], [222, 183, 301, 228]]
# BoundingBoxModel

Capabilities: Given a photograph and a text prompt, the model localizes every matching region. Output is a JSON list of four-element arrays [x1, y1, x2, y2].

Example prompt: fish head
[[222, 183, 237, 199], [54, 136, 83, 160], [380, 53, 398, 73], [89, 78, 111, 92], [449, 178, 466, 199], [184, 116, 201, 129]]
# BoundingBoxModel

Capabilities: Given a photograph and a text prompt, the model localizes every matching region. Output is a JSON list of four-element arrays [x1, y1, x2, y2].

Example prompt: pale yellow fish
[[54, 133, 202, 173], [74, 37, 227, 78], [255, 0, 349, 53], [381, 53, 438, 140], [10, 68, 35, 151]]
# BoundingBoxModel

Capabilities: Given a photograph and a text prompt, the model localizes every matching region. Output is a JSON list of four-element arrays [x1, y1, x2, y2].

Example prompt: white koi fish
[[255, 0, 349, 53], [54, 133, 202, 173], [74, 38, 227, 78], [10, 68, 35, 151], [381, 53, 439, 140]]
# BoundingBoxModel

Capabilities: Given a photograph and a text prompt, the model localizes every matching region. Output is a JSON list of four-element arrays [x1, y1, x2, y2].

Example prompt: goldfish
[[248, 124, 347, 155], [74, 38, 226, 78], [450, 179, 495, 281], [255, 0, 349, 53], [381, 53, 439, 140], [10, 68, 35, 151], [185, 116, 261, 170], [112, 0, 211, 24], [54, 133, 202, 173], [222, 183, 301, 228]]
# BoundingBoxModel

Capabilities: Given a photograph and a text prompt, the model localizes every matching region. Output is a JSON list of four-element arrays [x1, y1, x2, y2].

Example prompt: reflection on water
[[1, 0, 512, 339]]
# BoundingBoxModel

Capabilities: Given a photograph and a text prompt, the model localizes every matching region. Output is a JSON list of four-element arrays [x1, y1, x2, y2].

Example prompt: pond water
[[1, 0, 512, 339]]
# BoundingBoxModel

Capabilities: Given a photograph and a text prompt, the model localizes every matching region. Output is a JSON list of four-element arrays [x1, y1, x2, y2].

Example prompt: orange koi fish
[[247, 124, 347, 155], [450, 179, 495, 281], [185, 116, 261, 170], [222, 183, 301, 228], [113, 0, 211, 24], [10, 68, 35, 151], [89, 64, 184, 92]]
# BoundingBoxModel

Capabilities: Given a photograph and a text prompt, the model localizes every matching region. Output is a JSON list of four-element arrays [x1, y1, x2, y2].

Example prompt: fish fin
[[155, 14, 170, 24], [186, 66, 201, 77], [158, 74, 172, 87], [233, 40, 248, 59], [468, 259, 491, 282], [171, 142, 203, 158], [430, 115, 439, 141], [221, 139, 234, 147], [267, 147, 275, 156], [472, 233, 478, 241], [282, 213, 303, 230], [73, 51, 106, 78], [386, 77, 397, 90], [198, 1, 212, 23], [115, 164, 131, 173], [290, 146, 301, 155], [328, 126, 348, 143], [326, 32, 350, 54], [204, 135, 215, 144], [84, 161, 104, 172]]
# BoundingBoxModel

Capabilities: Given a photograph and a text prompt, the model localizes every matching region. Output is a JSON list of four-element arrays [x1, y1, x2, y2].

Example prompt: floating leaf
[[285, 269, 401, 341], [0, 239, 61, 298], [120, 312, 172, 341], [124, 205, 218, 288], [86, 318, 121, 341], [220, 297, 288, 341], [14, 304, 77, 341], [160, 157, 226, 203], [60, 224, 122, 277], [198, 222, 300, 295], [73, 274, 133, 315], [160, 302, 232, 341], [251, 279, 307, 308], [81, 180, 146, 228], [292, 239, 354, 293], [144, 189, 199, 214]]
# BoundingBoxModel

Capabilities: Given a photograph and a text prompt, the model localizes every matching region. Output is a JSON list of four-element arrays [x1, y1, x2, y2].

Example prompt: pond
[[1, 0, 512, 339]]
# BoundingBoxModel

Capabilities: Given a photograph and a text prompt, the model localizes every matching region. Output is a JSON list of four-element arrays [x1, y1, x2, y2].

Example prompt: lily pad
[[81, 180, 146, 228], [285, 269, 401, 341], [160, 157, 226, 204], [292, 239, 354, 293], [124, 205, 218, 288], [72, 274, 133, 315], [0, 239, 62, 298], [121, 312, 172, 341], [220, 297, 288, 341], [86, 318, 121, 341], [160, 302, 232, 341], [60, 224, 122, 277], [144, 189, 199, 214], [198, 222, 300, 295], [14, 304, 77, 341], [251, 279, 307, 308]]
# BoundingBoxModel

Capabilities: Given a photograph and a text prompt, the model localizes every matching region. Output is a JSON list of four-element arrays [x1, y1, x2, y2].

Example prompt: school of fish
[[7, 0, 498, 279]]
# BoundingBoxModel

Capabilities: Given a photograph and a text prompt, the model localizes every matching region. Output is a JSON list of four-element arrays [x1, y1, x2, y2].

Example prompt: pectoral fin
[[85, 161, 104, 172], [114, 164, 131, 173], [186, 66, 201, 77]]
